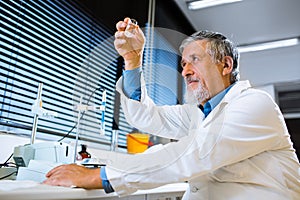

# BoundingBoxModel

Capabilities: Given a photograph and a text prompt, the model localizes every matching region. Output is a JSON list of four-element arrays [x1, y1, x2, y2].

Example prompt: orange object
[[127, 133, 151, 154]]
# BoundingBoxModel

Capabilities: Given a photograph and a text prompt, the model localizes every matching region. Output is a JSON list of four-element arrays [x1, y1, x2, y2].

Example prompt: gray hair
[[179, 30, 240, 83]]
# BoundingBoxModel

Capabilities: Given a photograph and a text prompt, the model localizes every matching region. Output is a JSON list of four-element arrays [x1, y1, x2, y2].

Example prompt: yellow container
[[127, 133, 150, 154]]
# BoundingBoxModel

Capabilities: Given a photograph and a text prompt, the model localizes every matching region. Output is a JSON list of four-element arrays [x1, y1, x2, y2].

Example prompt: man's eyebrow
[[188, 53, 204, 60], [181, 52, 205, 64], [181, 54, 198, 63]]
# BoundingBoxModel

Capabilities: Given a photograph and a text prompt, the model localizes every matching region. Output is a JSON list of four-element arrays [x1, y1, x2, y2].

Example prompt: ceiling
[[173, 0, 300, 46]]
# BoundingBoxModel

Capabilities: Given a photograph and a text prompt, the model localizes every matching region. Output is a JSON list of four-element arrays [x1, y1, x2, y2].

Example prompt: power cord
[[57, 86, 103, 142], [0, 153, 14, 168], [0, 153, 17, 180], [0, 171, 17, 180]]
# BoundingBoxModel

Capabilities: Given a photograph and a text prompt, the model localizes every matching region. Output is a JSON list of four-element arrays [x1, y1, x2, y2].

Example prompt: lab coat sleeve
[[115, 74, 195, 139], [108, 82, 292, 197]]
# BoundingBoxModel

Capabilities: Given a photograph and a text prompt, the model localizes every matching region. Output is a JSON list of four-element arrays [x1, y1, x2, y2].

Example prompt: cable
[[0, 153, 17, 180], [57, 86, 103, 142], [2, 153, 13, 167], [0, 153, 15, 168], [0, 162, 17, 168], [0, 170, 17, 180]]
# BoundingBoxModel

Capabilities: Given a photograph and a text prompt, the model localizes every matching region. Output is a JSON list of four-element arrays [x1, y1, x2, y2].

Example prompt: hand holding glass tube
[[124, 18, 138, 38], [114, 17, 145, 70]]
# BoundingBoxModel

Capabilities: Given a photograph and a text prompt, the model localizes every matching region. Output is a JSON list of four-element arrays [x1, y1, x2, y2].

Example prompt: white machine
[[13, 142, 73, 168], [13, 142, 74, 182]]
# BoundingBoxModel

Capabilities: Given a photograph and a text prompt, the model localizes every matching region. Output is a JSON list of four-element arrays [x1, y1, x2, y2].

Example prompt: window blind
[[143, 25, 180, 106], [0, 0, 126, 149], [0, 0, 181, 150]]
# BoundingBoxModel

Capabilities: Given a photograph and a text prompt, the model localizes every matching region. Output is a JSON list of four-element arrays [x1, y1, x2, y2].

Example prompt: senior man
[[44, 18, 300, 200]]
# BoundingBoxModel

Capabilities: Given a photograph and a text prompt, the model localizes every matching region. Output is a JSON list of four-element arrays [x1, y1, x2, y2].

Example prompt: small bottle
[[77, 144, 91, 160]]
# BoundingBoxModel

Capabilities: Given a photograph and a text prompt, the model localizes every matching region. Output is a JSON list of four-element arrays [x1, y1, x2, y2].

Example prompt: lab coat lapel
[[201, 80, 252, 127], [189, 104, 205, 130], [201, 102, 227, 128]]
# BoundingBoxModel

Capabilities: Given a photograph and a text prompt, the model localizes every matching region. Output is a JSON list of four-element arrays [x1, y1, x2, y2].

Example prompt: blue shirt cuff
[[123, 67, 142, 101], [100, 167, 114, 193]]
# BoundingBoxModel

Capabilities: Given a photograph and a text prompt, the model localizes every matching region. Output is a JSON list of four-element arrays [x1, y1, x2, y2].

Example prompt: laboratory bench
[[0, 135, 187, 199], [0, 180, 187, 200]]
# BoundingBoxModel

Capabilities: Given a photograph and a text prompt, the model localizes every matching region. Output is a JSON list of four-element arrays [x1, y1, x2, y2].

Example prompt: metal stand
[[73, 89, 106, 162], [31, 83, 43, 144]]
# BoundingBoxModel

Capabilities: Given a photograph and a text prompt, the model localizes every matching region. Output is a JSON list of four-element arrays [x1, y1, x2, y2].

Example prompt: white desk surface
[[0, 180, 188, 200]]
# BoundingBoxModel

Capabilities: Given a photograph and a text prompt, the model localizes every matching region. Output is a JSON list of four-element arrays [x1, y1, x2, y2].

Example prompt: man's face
[[181, 40, 225, 105]]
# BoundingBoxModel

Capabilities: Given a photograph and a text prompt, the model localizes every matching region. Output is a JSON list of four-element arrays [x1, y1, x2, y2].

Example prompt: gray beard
[[184, 82, 210, 105]]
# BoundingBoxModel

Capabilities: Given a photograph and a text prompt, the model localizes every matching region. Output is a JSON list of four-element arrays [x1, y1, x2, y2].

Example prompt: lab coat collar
[[201, 80, 252, 127], [222, 80, 252, 103]]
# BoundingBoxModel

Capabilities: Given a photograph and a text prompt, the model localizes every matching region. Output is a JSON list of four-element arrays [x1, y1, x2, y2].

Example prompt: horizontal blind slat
[[0, 0, 119, 147]]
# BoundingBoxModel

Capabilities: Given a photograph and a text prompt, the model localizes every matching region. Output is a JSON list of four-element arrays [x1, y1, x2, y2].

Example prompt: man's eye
[[181, 62, 186, 68], [192, 56, 199, 62]]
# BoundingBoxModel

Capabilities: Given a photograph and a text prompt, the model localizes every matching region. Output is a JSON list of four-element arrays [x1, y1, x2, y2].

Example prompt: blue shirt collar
[[201, 83, 235, 117]]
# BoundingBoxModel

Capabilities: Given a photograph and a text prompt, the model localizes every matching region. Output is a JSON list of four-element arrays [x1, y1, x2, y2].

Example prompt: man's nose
[[181, 62, 193, 77]]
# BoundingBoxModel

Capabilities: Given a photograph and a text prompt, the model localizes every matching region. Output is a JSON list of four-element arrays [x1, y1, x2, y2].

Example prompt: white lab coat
[[105, 75, 300, 200]]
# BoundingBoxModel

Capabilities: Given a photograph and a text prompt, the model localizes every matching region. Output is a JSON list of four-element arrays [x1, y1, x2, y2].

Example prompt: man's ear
[[222, 56, 233, 76]]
